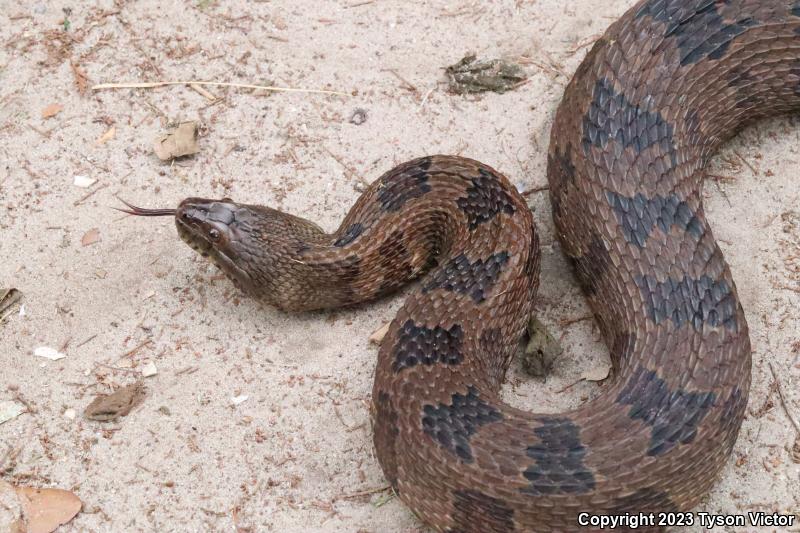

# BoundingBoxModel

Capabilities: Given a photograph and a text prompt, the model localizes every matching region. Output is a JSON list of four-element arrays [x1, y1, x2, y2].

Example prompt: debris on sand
[[33, 347, 65, 361], [153, 121, 200, 160], [0, 288, 22, 323], [446, 54, 527, 94]]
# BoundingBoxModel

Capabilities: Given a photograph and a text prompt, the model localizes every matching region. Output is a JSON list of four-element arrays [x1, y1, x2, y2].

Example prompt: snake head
[[175, 197, 258, 294]]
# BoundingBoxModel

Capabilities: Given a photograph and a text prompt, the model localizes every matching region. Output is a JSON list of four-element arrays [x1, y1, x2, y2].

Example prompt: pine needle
[[92, 80, 348, 96]]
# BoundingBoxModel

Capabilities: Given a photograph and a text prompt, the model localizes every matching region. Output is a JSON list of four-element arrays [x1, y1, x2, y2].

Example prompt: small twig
[[521, 185, 549, 197], [189, 83, 218, 102], [338, 485, 391, 500], [733, 149, 757, 175], [120, 339, 152, 359], [559, 314, 594, 328], [768, 362, 800, 435], [322, 145, 370, 188], [76, 333, 98, 348], [555, 379, 584, 394], [95, 362, 141, 375], [74, 183, 109, 206], [92, 80, 348, 96], [382, 69, 417, 92]]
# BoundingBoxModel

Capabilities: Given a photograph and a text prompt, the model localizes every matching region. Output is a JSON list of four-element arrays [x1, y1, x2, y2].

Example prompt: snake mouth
[[174, 202, 257, 294]]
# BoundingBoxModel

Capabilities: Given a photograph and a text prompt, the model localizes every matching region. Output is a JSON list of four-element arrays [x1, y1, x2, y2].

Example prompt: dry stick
[[189, 83, 218, 101], [382, 69, 418, 92], [768, 362, 800, 435], [339, 485, 391, 499], [733, 149, 758, 175], [120, 339, 153, 359], [92, 80, 348, 96], [74, 183, 109, 206]]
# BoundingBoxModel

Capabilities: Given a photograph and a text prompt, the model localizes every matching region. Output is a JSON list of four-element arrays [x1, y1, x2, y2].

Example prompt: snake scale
[[123, 0, 800, 531]]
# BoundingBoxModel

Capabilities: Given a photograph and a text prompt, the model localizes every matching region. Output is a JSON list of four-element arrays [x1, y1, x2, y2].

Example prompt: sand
[[1, 0, 798, 531]]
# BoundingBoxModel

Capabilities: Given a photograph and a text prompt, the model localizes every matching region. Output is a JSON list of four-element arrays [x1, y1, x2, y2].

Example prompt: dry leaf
[[41, 103, 63, 119], [15, 486, 82, 533], [81, 228, 101, 246], [153, 121, 199, 160], [95, 126, 115, 146], [84, 381, 146, 421], [0, 481, 24, 533], [369, 322, 391, 345]]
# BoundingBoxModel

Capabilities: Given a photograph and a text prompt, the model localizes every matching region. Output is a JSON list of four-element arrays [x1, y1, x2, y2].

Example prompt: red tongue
[[114, 197, 177, 217]]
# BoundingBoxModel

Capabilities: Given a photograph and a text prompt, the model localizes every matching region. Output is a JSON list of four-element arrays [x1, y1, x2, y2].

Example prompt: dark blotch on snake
[[446, 490, 516, 533], [617, 366, 716, 456], [636, 0, 757, 65], [373, 391, 400, 492], [720, 387, 747, 455], [547, 144, 576, 221], [377, 158, 432, 212], [571, 233, 611, 297], [423, 252, 510, 303], [582, 78, 677, 167], [456, 168, 516, 230], [606, 191, 703, 248], [421, 386, 503, 463], [520, 417, 596, 495], [392, 320, 464, 373], [634, 274, 738, 331], [333, 222, 364, 247]]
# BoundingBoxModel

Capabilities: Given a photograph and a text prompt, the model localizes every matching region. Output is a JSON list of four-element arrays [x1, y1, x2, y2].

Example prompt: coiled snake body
[[125, 1, 800, 531]]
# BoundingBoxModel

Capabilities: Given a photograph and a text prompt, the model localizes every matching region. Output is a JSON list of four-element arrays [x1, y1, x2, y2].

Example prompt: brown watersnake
[[122, 0, 800, 530]]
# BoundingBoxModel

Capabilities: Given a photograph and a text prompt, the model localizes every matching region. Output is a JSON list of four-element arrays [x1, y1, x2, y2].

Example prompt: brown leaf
[[95, 126, 116, 146], [84, 381, 146, 421], [41, 103, 63, 119], [14, 486, 82, 533], [153, 121, 199, 160], [70, 61, 89, 95], [81, 228, 101, 247]]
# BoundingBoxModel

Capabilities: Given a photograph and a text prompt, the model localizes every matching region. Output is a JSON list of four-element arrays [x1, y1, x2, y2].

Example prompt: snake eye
[[208, 228, 221, 241]]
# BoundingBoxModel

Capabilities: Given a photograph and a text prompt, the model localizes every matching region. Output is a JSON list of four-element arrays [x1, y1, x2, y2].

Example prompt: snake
[[120, 0, 800, 530]]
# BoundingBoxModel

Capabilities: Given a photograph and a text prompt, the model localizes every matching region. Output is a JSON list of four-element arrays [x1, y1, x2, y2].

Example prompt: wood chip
[[33, 347, 66, 361], [81, 228, 101, 246], [84, 381, 146, 421], [153, 121, 199, 160], [41, 103, 63, 119], [0, 400, 26, 424], [72, 175, 96, 188], [369, 322, 391, 345], [14, 486, 82, 533], [95, 126, 115, 146]]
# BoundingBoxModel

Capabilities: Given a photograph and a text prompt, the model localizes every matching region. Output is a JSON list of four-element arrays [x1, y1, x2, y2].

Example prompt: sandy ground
[[1, 0, 799, 532]]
